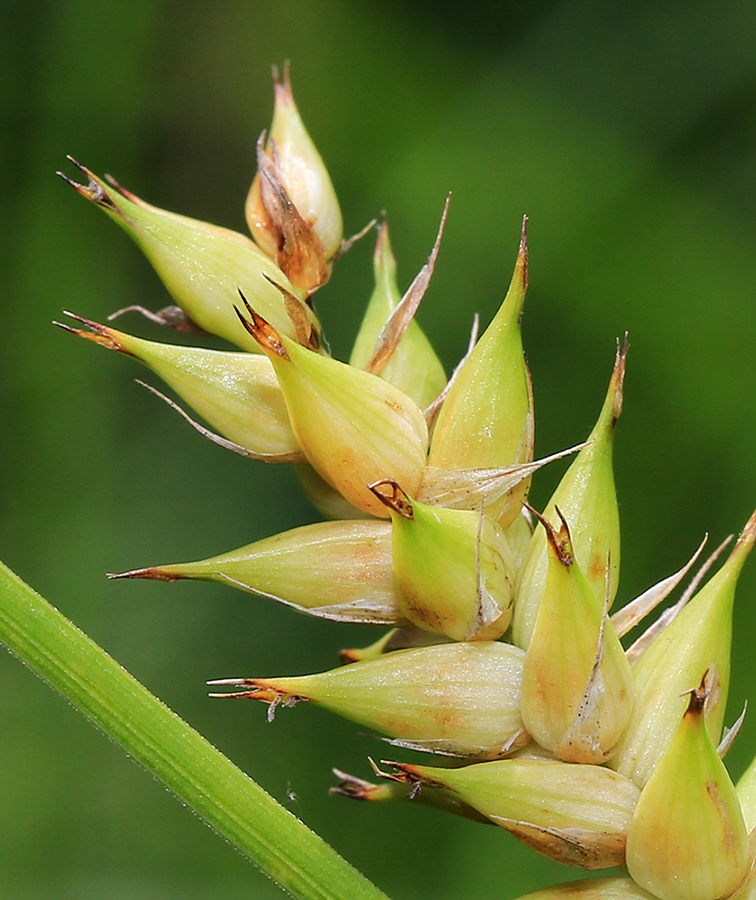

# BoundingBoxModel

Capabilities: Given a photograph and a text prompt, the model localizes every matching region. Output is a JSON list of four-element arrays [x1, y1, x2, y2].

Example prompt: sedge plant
[[2, 63, 756, 900]]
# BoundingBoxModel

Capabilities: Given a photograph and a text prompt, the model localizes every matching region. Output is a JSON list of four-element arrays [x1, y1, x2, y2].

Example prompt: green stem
[[0, 560, 390, 900]]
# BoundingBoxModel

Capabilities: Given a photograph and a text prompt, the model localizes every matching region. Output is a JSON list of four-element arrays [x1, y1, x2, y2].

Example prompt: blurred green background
[[3, 1, 756, 897]]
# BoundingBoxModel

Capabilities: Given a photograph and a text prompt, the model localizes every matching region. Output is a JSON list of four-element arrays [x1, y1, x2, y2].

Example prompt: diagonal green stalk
[[0, 560, 390, 900]]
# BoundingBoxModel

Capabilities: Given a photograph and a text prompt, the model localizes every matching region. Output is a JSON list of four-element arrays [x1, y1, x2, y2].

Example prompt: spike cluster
[[59, 67, 756, 900]]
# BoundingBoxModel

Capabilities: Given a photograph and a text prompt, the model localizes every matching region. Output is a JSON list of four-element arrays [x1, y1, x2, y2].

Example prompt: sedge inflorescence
[[58, 66, 756, 900]]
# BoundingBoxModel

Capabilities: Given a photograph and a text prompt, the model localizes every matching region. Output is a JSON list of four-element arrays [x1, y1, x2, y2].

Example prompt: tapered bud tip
[[374, 213, 396, 278], [524, 503, 574, 567], [368, 480, 415, 519], [680, 668, 716, 718], [235, 291, 289, 358], [57, 156, 118, 212], [518, 215, 529, 293], [373, 760, 430, 793], [54, 310, 132, 355], [106, 566, 182, 582], [330, 769, 394, 801], [729, 506, 756, 569], [272, 60, 294, 107], [610, 334, 629, 425]]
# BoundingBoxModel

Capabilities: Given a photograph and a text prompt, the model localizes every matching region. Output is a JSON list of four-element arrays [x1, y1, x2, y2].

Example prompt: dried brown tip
[[374, 212, 390, 263], [365, 194, 450, 377], [103, 172, 138, 202], [272, 60, 294, 105], [262, 274, 320, 351], [377, 761, 440, 796], [53, 310, 131, 354], [330, 769, 382, 800], [523, 502, 574, 567], [367, 480, 414, 519], [610, 334, 630, 425], [107, 566, 181, 582], [731, 506, 756, 561], [56, 156, 117, 211], [518, 215, 529, 292], [681, 669, 713, 716], [234, 290, 289, 358]]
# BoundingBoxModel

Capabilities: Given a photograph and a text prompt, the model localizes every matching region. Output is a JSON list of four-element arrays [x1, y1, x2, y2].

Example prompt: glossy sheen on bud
[[521, 514, 633, 763], [513, 877, 658, 900], [349, 219, 446, 409], [116, 520, 400, 625], [513, 343, 625, 649], [63, 164, 315, 352], [391, 758, 639, 869], [373, 483, 516, 641], [612, 509, 756, 788], [240, 309, 429, 518], [239, 642, 526, 759], [428, 224, 532, 526], [626, 687, 750, 900], [736, 749, 756, 833], [71, 321, 301, 459]]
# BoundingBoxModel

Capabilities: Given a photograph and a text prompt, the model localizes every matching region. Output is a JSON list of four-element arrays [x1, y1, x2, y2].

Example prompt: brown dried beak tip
[[106, 566, 178, 582], [330, 769, 377, 800], [680, 669, 713, 714], [207, 690, 261, 700], [233, 290, 289, 357], [367, 480, 414, 519], [522, 502, 574, 567], [519, 214, 529, 289], [103, 172, 135, 200], [206, 677, 264, 701], [53, 310, 123, 351], [262, 273, 294, 300], [376, 760, 425, 798], [56, 157, 117, 210], [367, 757, 404, 783]]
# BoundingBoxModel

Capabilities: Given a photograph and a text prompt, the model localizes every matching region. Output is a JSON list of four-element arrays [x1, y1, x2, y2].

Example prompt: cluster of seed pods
[[58, 66, 756, 900]]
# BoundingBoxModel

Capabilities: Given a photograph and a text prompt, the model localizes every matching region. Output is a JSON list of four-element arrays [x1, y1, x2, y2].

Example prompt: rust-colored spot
[[589, 552, 605, 582]]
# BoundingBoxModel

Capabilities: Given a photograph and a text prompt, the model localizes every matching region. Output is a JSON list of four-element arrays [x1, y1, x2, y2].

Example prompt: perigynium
[[55, 64, 756, 900]]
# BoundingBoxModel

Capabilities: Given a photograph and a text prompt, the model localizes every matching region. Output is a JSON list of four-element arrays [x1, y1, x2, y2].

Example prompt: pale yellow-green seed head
[[236, 302, 429, 518], [510, 878, 659, 900], [212, 642, 527, 759], [383, 757, 640, 869], [626, 674, 751, 900], [612, 507, 756, 788], [512, 339, 626, 649], [112, 520, 400, 625], [520, 509, 633, 764], [59, 160, 316, 352], [428, 220, 533, 526], [370, 480, 516, 641], [349, 217, 447, 409]]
